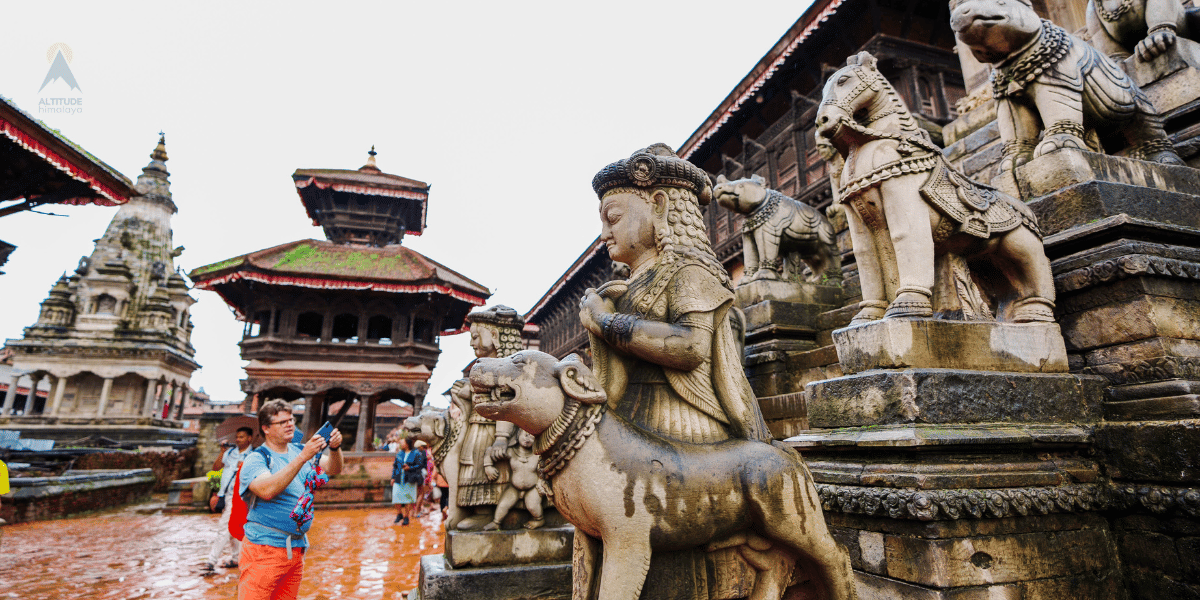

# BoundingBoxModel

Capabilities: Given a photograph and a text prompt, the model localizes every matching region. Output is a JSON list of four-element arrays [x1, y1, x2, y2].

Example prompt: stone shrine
[[1, 136, 198, 443], [189, 149, 490, 449]]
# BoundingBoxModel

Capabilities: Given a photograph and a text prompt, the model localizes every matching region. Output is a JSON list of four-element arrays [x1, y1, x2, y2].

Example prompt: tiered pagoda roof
[[190, 238, 489, 328]]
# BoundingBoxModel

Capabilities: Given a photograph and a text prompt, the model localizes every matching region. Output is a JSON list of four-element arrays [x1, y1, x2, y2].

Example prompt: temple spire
[[361, 145, 380, 172]]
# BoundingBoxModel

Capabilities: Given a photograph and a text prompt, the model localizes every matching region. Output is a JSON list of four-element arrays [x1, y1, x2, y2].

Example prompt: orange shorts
[[238, 539, 305, 600]]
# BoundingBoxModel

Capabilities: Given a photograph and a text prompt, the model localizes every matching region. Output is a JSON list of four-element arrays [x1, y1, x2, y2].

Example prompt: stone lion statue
[[1087, 0, 1200, 61], [950, 0, 1184, 177], [713, 174, 840, 283]]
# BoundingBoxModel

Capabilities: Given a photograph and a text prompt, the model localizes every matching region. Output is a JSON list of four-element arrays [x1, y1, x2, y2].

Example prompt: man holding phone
[[238, 400, 343, 600]]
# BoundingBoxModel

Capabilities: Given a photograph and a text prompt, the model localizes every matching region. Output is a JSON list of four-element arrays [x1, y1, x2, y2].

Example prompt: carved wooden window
[[413, 317, 435, 344], [918, 77, 937, 117], [248, 310, 270, 337], [332, 313, 359, 342], [297, 312, 323, 338], [367, 315, 392, 343]]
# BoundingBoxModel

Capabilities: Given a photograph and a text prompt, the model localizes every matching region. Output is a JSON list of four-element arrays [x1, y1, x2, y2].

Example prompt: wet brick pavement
[[0, 500, 445, 600]]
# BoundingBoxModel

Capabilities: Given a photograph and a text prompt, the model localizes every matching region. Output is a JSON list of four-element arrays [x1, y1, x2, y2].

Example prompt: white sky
[[0, 1, 811, 408]]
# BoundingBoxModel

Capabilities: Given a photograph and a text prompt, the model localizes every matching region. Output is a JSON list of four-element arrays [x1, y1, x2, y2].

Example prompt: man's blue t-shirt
[[239, 443, 314, 549]]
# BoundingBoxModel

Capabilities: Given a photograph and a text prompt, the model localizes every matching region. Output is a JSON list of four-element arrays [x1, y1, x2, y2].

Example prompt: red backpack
[[228, 446, 272, 541]]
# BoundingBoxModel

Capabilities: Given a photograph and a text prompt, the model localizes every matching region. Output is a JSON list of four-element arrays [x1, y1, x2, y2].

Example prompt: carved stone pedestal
[[833, 319, 1068, 375], [790, 419, 1114, 598], [737, 280, 845, 437], [1125, 39, 1200, 116], [418, 526, 575, 600]]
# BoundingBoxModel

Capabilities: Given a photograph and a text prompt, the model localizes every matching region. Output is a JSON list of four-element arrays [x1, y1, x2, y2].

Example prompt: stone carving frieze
[[1057, 253, 1200, 294], [1110, 483, 1200, 517], [817, 483, 1104, 521], [817, 482, 1200, 520], [1083, 355, 1200, 386]]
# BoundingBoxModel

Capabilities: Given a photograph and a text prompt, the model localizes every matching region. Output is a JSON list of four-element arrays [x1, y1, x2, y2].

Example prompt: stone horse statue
[[713, 174, 840, 283], [815, 51, 1057, 324]]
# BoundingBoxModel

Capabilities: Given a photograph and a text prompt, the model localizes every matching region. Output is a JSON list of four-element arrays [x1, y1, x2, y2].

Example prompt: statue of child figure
[[482, 429, 545, 530]]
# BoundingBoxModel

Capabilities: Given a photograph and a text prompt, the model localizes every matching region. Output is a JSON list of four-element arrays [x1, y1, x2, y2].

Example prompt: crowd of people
[[384, 431, 448, 525]]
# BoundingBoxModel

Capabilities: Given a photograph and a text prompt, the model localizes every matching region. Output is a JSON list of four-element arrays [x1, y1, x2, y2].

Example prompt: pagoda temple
[[190, 149, 489, 450], [1, 135, 198, 443]]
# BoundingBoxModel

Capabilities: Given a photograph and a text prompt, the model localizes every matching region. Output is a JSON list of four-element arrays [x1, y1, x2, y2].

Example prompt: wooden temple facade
[[190, 151, 489, 450], [527, 0, 964, 352]]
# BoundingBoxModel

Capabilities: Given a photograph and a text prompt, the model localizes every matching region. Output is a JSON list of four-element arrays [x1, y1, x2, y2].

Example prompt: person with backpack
[[237, 400, 342, 600], [204, 426, 255, 572], [390, 437, 425, 525]]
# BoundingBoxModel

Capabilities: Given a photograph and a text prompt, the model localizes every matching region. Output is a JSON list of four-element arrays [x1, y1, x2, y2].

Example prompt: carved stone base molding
[[804, 369, 1103, 428], [817, 483, 1104, 521]]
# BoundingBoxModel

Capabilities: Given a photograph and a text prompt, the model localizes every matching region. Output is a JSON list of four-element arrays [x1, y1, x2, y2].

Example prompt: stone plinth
[[805, 369, 1103, 428], [833, 319, 1068, 375], [418, 554, 571, 600], [1017, 148, 1200, 202], [1125, 39, 1200, 114], [836, 513, 1122, 599], [734, 278, 842, 308], [445, 526, 574, 568]]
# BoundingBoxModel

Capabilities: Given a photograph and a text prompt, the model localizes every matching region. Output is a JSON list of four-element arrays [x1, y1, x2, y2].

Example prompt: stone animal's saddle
[[919, 159, 1041, 240]]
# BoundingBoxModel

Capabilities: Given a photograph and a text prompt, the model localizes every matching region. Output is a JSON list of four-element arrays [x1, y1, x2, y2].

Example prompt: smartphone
[[315, 421, 334, 444]]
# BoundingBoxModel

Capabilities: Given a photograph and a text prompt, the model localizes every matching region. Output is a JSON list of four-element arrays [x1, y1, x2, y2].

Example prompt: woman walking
[[390, 438, 425, 525]]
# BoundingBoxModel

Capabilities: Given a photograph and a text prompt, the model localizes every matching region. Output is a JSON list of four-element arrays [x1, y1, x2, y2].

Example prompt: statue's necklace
[[431, 414, 460, 466], [1096, 0, 1132, 22], [537, 402, 606, 482], [991, 21, 1070, 99], [742, 193, 781, 233]]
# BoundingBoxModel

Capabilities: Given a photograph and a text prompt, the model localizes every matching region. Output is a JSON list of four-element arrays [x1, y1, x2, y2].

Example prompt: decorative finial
[[151, 132, 168, 162], [361, 145, 380, 172]]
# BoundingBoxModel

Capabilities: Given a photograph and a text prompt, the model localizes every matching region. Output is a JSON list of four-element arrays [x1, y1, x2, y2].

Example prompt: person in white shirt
[[205, 427, 255, 571]]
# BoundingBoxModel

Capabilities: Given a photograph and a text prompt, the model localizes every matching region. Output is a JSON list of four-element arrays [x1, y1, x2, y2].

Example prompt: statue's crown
[[592, 143, 713, 205], [466, 304, 524, 329]]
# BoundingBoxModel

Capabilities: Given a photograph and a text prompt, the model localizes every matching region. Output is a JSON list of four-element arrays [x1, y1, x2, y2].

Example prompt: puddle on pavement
[[0, 504, 445, 600]]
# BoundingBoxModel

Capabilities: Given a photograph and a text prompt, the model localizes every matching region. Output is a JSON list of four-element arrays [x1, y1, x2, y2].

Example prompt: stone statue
[[713, 174, 840, 283], [1087, 0, 1199, 61], [470, 351, 859, 600], [481, 429, 545, 531], [454, 304, 525, 529], [559, 144, 858, 600], [405, 399, 466, 528], [949, 0, 1184, 181], [579, 143, 769, 445], [815, 52, 1057, 324]]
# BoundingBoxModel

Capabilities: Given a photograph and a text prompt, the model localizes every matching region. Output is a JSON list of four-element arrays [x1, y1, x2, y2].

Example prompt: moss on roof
[[274, 243, 427, 276]]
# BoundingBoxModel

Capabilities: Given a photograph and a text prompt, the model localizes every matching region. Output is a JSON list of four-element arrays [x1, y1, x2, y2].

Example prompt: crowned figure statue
[[454, 304, 525, 527], [578, 143, 770, 444]]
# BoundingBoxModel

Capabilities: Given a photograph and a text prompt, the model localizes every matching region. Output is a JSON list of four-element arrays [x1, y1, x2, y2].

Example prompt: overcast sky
[[0, 1, 811, 408]]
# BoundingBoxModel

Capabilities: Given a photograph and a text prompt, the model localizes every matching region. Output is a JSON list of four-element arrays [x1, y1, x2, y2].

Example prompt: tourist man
[[205, 426, 255, 571], [238, 400, 342, 599]]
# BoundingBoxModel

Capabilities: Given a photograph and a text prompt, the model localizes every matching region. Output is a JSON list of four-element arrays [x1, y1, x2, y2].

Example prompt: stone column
[[142, 379, 159, 418], [153, 380, 168, 419], [25, 375, 42, 415], [174, 385, 187, 420], [354, 397, 369, 452], [49, 376, 68, 416], [96, 377, 113, 417], [2, 374, 19, 416]]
